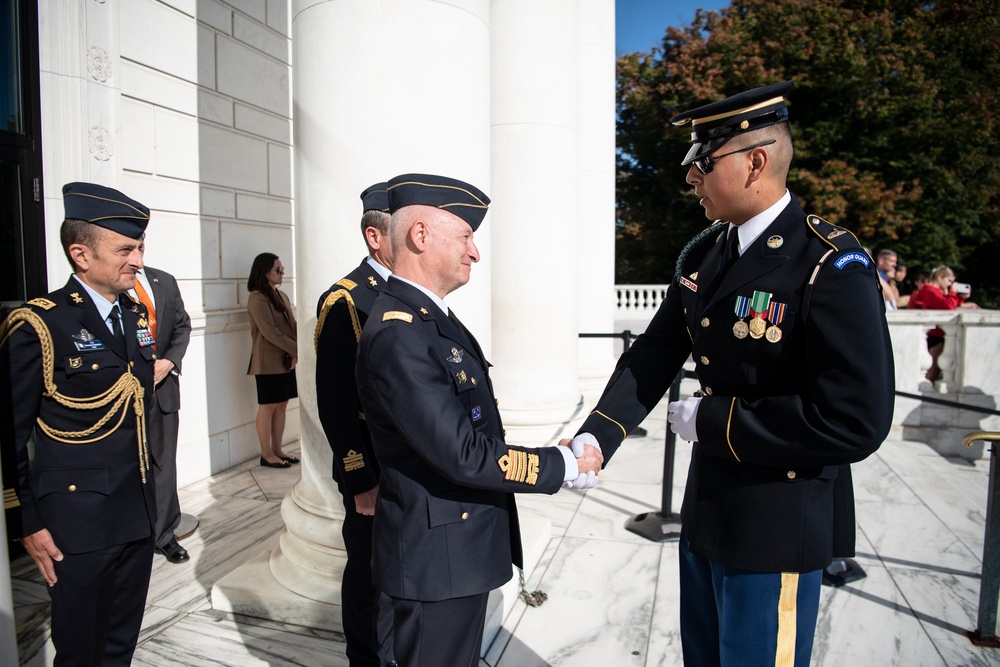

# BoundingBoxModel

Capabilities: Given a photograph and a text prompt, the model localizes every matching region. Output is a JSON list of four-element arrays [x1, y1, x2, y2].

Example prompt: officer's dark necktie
[[721, 226, 740, 276], [109, 305, 126, 356]]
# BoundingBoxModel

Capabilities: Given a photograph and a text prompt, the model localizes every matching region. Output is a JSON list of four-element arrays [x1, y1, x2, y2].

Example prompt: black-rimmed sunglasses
[[692, 139, 776, 175]]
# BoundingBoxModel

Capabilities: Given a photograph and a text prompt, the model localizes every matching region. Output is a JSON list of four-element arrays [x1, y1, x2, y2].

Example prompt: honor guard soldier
[[314, 182, 395, 667], [572, 82, 894, 667], [356, 173, 603, 667], [0, 182, 158, 666]]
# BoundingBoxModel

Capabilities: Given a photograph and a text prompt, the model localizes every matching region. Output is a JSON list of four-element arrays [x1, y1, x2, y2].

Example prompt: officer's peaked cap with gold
[[63, 182, 150, 240], [387, 173, 490, 231], [670, 80, 794, 167], [360, 182, 390, 213]]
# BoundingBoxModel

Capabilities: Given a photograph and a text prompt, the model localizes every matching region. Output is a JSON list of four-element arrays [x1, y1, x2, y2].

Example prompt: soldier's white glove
[[563, 470, 599, 490], [667, 397, 701, 442], [569, 432, 601, 458]]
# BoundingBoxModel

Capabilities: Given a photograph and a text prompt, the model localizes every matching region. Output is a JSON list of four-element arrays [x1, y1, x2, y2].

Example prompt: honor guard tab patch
[[498, 450, 540, 485], [382, 311, 413, 323], [343, 450, 366, 471], [336, 278, 358, 290], [27, 298, 56, 310], [834, 252, 871, 270]]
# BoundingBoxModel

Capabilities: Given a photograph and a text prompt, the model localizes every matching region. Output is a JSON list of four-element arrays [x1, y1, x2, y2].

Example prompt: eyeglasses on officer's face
[[692, 139, 776, 175]]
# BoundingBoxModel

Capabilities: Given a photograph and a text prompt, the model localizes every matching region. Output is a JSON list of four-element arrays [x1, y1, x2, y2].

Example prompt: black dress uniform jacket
[[357, 277, 566, 601], [580, 196, 894, 573], [0, 278, 157, 553], [315, 259, 383, 492]]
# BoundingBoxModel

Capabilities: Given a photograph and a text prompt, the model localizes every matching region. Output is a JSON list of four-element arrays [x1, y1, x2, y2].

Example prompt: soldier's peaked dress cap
[[670, 80, 794, 167], [387, 173, 490, 231], [360, 182, 390, 213], [63, 182, 150, 239]]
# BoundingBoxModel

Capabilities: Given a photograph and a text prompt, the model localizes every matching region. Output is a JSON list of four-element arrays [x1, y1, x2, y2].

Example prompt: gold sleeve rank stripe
[[27, 298, 56, 310], [383, 311, 413, 323], [3, 487, 20, 509], [343, 449, 366, 471], [498, 450, 540, 485]]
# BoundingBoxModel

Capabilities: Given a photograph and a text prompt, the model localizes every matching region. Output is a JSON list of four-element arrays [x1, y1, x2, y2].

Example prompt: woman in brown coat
[[247, 252, 299, 468]]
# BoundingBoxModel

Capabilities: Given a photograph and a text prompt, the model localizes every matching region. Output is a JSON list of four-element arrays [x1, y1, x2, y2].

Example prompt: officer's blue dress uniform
[[0, 183, 157, 666], [314, 182, 393, 667], [579, 83, 895, 667], [356, 174, 570, 667]]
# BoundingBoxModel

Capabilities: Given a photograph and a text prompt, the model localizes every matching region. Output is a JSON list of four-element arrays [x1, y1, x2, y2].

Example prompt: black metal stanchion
[[624, 370, 683, 542], [964, 431, 1000, 647]]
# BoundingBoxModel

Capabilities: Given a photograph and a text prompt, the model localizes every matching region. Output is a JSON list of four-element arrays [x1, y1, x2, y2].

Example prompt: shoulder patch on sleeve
[[382, 311, 413, 323], [833, 251, 871, 270], [27, 298, 56, 310], [336, 278, 358, 290]]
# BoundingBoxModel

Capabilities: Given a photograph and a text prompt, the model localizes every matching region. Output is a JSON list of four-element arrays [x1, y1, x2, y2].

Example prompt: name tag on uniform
[[74, 340, 106, 351]]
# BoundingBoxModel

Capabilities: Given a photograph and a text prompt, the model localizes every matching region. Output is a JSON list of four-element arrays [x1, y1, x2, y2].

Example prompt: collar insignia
[[70, 292, 84, 304], [766, 235, 783, 249], [367, 275, 378, 286]]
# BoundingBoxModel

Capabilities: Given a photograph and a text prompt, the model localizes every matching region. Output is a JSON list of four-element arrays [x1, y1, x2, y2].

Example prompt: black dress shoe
[[260, 456, 291, 468], [281, 456, 300, 464], [156, 538, 190, 564]]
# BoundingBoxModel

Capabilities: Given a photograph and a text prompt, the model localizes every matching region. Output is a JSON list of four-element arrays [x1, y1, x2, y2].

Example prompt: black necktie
[[109, 305, 125, 356], [722, 226, 740, 275]]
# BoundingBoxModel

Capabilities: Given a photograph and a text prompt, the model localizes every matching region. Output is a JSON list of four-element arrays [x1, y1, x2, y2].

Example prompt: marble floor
[[11, 400, 1000, 666]]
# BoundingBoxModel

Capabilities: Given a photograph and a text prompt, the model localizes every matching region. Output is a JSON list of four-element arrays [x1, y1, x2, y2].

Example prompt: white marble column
[[215, 0, 493, 627], [0, 450, 16, 667], [489, 0, 583, 444], [576, 0, 618, 399]]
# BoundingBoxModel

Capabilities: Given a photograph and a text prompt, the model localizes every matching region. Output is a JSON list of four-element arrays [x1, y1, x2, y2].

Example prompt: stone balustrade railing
[[613, 285, 1000, 459]]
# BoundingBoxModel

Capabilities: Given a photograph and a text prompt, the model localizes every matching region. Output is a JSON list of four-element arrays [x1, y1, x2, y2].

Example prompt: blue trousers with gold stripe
[[679, 535, 822, 667]]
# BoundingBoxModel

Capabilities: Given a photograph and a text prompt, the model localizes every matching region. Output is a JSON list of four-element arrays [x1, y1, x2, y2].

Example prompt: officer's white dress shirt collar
[[365, 255, 392, 282], [391, 275, 450, 316], [71, 273, 119, 333], [730, 189, 791, 256]]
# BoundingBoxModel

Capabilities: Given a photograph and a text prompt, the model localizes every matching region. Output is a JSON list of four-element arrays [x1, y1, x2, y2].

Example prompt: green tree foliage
[[617, 0, 1000, 305]]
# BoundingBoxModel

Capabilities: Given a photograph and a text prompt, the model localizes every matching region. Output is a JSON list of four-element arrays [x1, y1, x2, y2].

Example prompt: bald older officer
[[0, 182, 157, 666], [357, 173, 603, 667], [573, 82, 894, 667]]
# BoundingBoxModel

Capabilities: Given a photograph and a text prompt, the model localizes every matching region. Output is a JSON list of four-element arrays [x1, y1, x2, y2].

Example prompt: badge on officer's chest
[[448, 348, 464, 363], [68, 357, 82, 369], [680, 276, 698, 292]]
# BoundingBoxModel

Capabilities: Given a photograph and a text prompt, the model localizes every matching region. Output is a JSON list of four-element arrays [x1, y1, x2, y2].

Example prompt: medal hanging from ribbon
[[733, 295, 751, 339], [765, 301, 786, 343], [748, 291, 772, 340]]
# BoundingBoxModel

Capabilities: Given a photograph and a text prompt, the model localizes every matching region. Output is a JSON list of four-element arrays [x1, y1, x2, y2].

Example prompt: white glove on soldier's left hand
[[667, 397, 702, 442]]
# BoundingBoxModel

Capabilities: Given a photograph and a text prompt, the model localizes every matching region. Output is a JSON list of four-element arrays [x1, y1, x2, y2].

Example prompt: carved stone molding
[[86, 46, 112, 82], [88, 126, 115, 161]]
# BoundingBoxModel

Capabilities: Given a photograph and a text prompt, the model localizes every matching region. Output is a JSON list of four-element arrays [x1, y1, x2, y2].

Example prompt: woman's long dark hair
[[247, 252, 289, 317]]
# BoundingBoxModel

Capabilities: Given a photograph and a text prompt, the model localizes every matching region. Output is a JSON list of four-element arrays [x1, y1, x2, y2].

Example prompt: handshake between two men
[[558, 395, 700, 490]]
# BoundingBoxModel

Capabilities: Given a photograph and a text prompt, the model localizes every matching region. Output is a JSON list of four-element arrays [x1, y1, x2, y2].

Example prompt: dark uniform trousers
[[142, 267, 191, 549], [357, 277, 569, 667], [0, 279, 157, 666], [579, 197, 895, 666], [315, 259, 392, 667]]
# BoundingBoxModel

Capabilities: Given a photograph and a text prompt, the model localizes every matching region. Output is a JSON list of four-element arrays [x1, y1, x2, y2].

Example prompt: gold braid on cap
[[314, 289, 362, 351], [0, 308, 150, 483]]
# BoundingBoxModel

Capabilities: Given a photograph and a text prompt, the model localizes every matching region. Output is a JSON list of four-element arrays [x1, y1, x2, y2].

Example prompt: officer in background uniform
[[572, 82, 894, 667], [356, 173, 603, 667], [0, 182, 158, 666], [315, 182, 394, 667]]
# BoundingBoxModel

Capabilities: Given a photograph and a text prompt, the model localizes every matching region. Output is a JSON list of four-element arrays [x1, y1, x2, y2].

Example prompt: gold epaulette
[[382, 311, 413, 323], [27, 298, 56, 310], [314, 288, 362, 351], [336, 278, 358, 290], [0, 308, 150, 484]]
